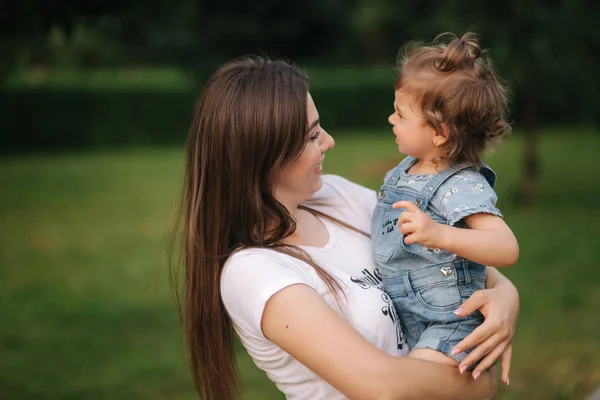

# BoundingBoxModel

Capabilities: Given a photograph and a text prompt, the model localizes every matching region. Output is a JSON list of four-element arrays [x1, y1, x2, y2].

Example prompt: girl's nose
[[388, 112, 396, 125]]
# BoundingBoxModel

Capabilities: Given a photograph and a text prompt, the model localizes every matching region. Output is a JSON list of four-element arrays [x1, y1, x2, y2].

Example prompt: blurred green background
[[1, 0, 599, 399]]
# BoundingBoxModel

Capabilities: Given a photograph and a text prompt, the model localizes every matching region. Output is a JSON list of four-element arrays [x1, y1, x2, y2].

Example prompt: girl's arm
[[453, 267, 520, 384], [262, 283, 497, 400], [438, 213, 519, 266], [394, 201, 519, 267]]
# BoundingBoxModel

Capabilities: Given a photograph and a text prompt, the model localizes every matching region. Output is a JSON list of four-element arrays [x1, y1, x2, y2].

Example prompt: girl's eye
[[309, 131, 320, 142], [396, 112, 403, 119]]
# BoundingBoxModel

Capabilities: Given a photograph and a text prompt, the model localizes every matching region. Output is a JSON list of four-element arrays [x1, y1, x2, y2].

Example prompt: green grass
[[1, 130, 599, 399]]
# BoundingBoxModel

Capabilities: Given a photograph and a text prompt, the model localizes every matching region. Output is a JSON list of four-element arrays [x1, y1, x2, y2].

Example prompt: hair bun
[[435, 32, 486, 72]]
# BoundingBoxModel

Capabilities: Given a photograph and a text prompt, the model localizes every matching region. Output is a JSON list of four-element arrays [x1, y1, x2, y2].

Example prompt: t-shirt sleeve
[[340, 177, 378, 221], [220, 250, 315, 338], [435, 171, 503, 226]]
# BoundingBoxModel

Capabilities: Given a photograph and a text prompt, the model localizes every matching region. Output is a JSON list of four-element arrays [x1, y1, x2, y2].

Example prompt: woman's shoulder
[[311, 175, 375, 202], [319, 174, 363, 194], [224, 248, 309, 276], [306, 175, 377, 229], [221, 248, 318, 336], [222, 248, 317, 293]]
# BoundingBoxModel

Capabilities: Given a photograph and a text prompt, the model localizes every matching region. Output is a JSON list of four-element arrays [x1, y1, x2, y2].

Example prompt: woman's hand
[[451, 268, 519, 385]]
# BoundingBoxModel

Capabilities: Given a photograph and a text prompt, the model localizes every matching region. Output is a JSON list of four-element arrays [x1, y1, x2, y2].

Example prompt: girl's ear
[[433, 123, 450, 147]]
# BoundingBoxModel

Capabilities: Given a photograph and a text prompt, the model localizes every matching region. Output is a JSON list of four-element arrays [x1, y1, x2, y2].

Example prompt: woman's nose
[[322, 130, 335, 151]]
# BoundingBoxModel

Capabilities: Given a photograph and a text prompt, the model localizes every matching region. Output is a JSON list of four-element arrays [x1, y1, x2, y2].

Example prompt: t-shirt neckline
[[299, 216, 336, 251]]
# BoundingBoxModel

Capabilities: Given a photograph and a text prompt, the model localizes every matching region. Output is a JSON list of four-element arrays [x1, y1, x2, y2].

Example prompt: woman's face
[[274, 93, 335, 208]]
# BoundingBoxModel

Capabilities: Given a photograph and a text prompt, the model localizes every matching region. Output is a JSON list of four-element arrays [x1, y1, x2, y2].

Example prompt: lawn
[[1, 129, 599, 399]]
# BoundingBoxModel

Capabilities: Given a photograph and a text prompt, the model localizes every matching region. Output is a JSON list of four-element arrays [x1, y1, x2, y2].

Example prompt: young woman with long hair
[[172, 56, 519, 400]]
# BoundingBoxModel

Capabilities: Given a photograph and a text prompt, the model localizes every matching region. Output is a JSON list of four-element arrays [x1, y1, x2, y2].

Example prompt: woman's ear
[[433, 123, 450, 147]]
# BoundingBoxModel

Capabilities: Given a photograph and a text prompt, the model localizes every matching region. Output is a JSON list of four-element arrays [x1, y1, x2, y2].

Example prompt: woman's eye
[[309, 131, 320, 142]]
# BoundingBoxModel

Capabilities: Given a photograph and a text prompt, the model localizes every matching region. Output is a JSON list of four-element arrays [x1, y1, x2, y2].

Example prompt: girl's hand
[[393, 200, 444, 248], [451, 282, 519, 385]]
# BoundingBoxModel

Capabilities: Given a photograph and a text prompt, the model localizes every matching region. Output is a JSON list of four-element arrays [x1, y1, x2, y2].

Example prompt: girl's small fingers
[[501, 343, 513, 385], [403, 232, 417, 244], [393, 201, 419, 211], [398, 212, 413, 225], [458, 334, 499, 372], [400, 220, 417, 234]]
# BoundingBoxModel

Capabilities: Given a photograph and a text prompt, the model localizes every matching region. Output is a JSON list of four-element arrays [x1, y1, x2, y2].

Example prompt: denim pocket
[[413, 280, 463, 312], [372, 201, 431, 264], [457, 263, 487, 301], [371, 202, 402, 262]]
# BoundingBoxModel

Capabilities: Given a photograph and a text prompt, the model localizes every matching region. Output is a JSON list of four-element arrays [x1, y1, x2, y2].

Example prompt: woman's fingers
[[454, 290, 487, 317], [500, 343, 513, 385], [454, 317, 501, 354], [457, 333, 498, 373], [470, 339, 508, 379]]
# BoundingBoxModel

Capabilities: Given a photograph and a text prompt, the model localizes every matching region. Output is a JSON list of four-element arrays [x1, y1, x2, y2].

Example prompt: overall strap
[[415, 164, 474, 211], [479, 160, 497, 188], [383, 156, 418, 186]]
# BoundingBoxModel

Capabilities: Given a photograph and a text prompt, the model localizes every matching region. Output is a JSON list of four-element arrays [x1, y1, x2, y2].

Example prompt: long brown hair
[[170, 56, 351, 400], [395, 32, 511, 166]]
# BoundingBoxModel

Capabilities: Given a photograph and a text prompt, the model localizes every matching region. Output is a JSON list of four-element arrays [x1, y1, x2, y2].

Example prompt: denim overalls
[[371, 156, 497, 362]]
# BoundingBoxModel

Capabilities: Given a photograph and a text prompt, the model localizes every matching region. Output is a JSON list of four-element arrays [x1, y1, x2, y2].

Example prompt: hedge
[[0, 86, 394, 153], [0, 84, 596, 154]]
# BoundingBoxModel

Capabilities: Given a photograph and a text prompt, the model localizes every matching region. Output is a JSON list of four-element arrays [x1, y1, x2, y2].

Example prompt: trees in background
[[432, 0, 600, 202], [2, 0, 598, 201], [344, 0, 600, 201]]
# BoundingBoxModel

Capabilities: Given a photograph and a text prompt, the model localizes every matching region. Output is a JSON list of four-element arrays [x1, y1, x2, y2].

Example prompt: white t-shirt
[[221, 175, 408, 400]]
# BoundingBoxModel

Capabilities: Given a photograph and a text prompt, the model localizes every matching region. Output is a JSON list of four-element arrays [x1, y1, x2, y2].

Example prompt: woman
[[174, 56, 518, 399]]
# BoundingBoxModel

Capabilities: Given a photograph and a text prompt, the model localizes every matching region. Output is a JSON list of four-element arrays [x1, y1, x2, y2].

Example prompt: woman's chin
[[310, 176, 324, 193]]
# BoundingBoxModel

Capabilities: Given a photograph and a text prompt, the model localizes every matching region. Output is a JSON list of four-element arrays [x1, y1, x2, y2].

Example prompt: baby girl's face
[[388, 90, 438, 160]]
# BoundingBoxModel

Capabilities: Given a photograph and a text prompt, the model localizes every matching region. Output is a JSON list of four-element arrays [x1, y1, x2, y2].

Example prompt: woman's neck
[[282, 207, 330, 248], [278, 198, 301, 219]]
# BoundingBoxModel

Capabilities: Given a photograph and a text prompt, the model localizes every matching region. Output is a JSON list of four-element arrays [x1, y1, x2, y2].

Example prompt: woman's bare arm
[[262, 284, 496, 400]]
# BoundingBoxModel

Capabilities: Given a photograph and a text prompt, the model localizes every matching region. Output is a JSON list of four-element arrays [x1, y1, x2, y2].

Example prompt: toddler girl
[[371, 32, 519, 373]]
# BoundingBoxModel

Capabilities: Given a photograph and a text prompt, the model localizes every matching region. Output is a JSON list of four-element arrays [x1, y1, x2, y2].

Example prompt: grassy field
[[1, 129, 599, 399]]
